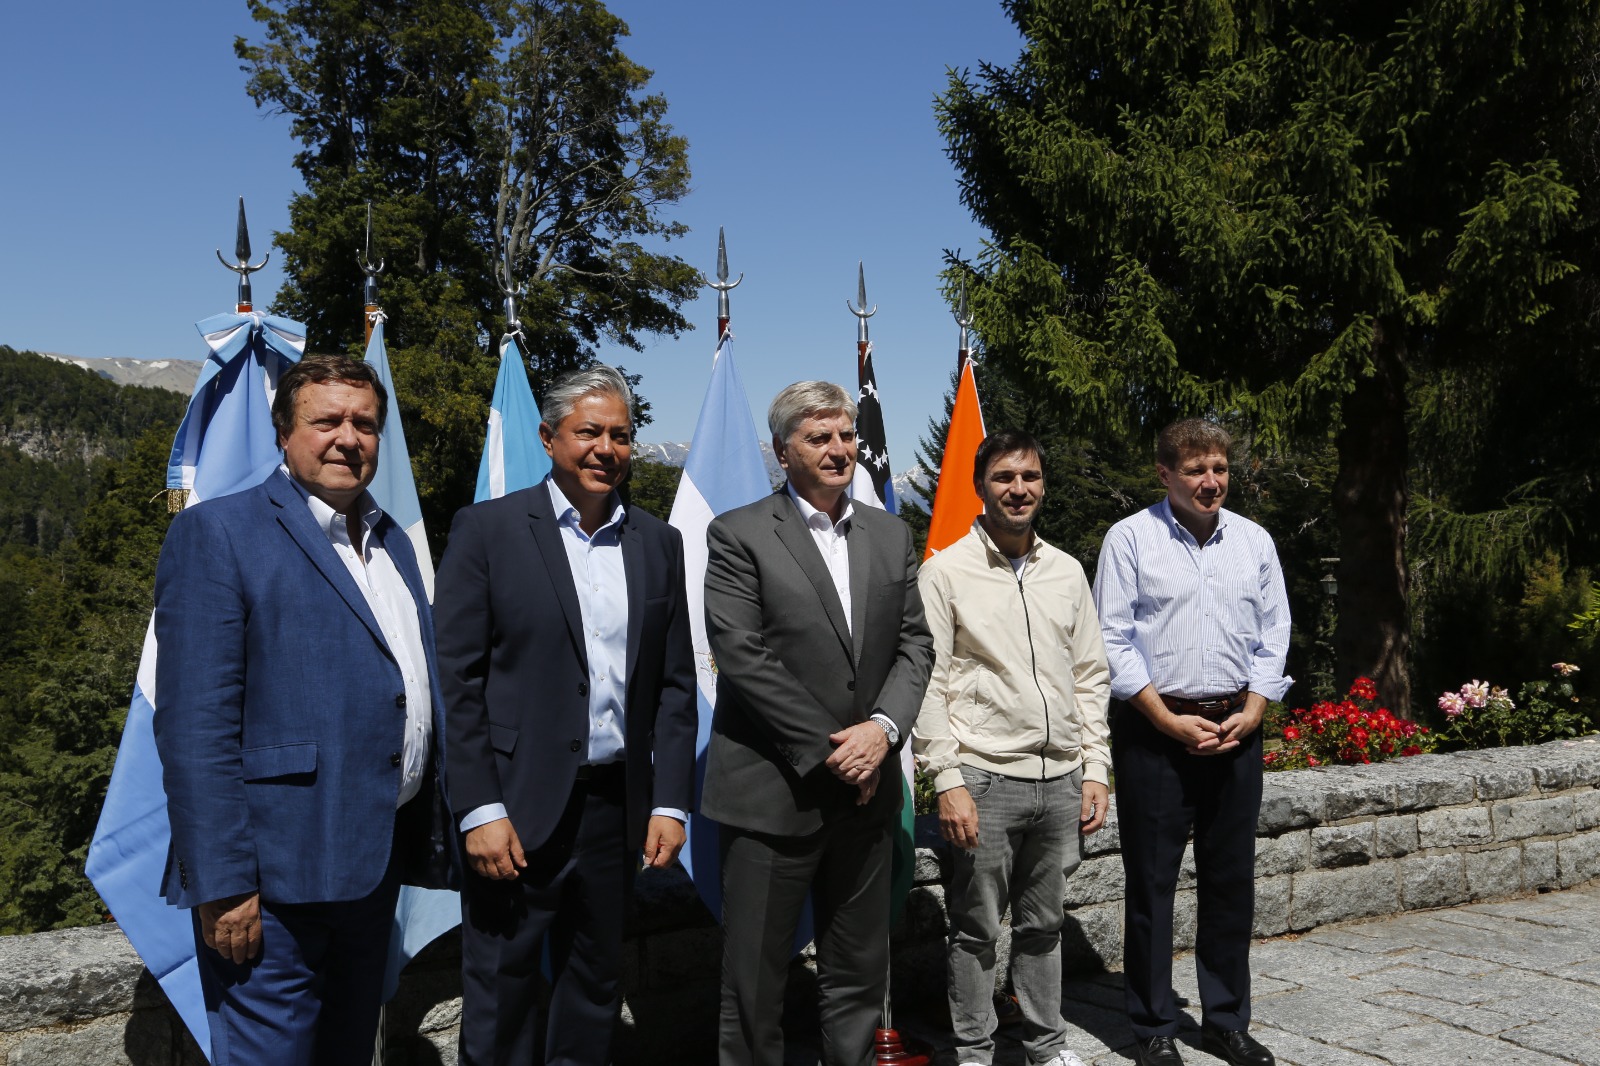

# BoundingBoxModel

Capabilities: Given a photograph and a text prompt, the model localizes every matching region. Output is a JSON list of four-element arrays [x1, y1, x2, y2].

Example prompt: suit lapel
[[621, 508, 645, 687], [265, 471, 388, 650], [847, 511, 870, 667], [527, 484, 589, 672], [771, 492, 854, 662]]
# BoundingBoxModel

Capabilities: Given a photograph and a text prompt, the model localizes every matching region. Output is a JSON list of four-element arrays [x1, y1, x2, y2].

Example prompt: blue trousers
[[194, 860, 401, 1066]]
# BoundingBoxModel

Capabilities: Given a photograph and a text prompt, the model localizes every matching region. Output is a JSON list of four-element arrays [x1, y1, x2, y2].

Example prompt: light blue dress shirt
[[460, 478, 686, 834], [1092, 500, 1292, 703]]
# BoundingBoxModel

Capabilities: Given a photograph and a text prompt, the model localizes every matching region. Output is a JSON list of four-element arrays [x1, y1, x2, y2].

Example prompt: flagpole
[[360, 203, 385, 347], [708, 226, 742, 344], [956, 276, 973, 371], [216, 196, 268, 314]]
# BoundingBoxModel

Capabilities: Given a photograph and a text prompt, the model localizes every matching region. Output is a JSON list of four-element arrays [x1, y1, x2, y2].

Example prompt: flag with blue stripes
[[87, 311, 306, 1057], [666, 336, 772, 919], [475, 334, 551, 502], [362, 318, 461, 999]]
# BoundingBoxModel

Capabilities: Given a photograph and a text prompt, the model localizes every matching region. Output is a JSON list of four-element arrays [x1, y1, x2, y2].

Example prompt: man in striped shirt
[[1093, 419, 1292, 1066]]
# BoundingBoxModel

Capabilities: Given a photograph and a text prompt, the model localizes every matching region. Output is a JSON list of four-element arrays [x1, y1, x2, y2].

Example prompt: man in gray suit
[[702, 380, 934, 1066]]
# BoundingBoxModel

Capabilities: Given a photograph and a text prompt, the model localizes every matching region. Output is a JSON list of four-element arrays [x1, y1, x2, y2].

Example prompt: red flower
[[1350, 727, 1370, 748], [1350, 677, 1379, 701], [1401, 745, 1422, 757], [1283, 726, 1301, 741]]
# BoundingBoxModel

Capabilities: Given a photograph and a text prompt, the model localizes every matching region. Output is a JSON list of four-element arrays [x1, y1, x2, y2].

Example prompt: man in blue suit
[[435, 364, 697, 1066], [153, 354, 454, 1065]]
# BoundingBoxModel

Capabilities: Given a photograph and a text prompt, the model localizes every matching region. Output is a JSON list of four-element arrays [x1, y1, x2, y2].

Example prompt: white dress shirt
[[1093, 500, 1293, 703], [786, 484, 900, 745], [292, 470, 432, 808]]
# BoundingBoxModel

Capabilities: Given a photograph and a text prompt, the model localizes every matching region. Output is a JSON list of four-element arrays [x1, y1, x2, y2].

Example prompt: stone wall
[[3, 737, 1597, 1064]]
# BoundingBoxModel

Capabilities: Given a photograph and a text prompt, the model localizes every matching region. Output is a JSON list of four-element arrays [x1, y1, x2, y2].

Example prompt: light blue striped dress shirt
[[1092, 500, 1292, 703]]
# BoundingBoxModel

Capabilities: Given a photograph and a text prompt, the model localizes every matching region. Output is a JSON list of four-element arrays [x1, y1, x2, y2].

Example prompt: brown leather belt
[[1159, 690, 1247, 720]]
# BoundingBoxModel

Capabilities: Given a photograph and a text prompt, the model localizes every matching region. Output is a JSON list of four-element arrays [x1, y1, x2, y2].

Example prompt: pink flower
[[1462, 681, 1490, 709], [1438, 691, 1466, 718], [1553, 662, 1580, 677]]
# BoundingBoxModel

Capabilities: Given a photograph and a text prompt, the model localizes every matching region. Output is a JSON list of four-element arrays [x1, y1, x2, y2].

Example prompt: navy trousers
[[1112, 703, 1263, 1040]]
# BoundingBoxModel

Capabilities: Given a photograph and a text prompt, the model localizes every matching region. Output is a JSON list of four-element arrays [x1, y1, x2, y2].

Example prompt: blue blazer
[[152, 470, 455, 909], [434, 483, 697, 856]]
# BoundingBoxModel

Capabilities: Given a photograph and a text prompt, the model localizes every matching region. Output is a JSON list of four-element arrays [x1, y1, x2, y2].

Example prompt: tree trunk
[[1332, 322, 1412, 713]]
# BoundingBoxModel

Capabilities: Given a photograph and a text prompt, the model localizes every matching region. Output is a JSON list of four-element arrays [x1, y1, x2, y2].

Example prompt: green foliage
[[939, 0, 1600, 712], [1432, 670, 1596, 751], [621, 457, 680, 520], [237, 0, 698, 549]]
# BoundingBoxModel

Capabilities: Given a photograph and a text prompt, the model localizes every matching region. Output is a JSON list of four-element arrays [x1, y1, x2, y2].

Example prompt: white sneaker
[[1051, 1051, 1090, 1066]]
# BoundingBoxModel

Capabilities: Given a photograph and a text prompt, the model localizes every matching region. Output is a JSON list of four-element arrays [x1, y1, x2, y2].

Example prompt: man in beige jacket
[[914, 428, 1111, 1066]]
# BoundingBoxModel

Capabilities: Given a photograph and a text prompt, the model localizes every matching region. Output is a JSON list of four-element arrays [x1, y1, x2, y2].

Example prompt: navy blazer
[[152, 470, 454, 909], [434, 483, 697, 856]]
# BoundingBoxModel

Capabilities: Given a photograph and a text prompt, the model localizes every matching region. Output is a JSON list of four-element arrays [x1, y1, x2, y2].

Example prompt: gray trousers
[[946, 765, 1084, 1065]]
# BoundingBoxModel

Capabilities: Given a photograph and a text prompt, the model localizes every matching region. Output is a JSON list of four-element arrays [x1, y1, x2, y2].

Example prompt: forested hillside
[[0, 346, 182, 934]]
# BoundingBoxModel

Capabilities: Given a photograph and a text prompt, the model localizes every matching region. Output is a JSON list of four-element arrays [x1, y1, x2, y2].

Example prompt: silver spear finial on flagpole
[[358, 203, 386, 345], [500, 248, 526, 340], [847, 261, 878, 348], [707, 227, 743, 342], [216, 197, 269, 313], [955, 275, 974, 370]]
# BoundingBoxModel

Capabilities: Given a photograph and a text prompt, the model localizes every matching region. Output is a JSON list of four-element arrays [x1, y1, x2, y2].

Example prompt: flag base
[[873, 1026, 932, 1065]]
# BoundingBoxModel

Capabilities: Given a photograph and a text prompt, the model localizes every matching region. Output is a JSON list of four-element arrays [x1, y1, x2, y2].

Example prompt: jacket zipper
[[1014, 564, 1051, 779]]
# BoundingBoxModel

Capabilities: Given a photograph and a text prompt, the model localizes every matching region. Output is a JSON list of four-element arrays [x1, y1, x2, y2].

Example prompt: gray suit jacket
[[700, 489, 934, 836]]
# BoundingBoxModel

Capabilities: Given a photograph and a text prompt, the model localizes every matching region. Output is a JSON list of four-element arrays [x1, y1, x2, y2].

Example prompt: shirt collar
[[1156, 497, 1229, 544], [546, 476, 626, 534], [787, 482, 853, 532], [971, 516, 1042, 563], [280, 464, 381, 540]]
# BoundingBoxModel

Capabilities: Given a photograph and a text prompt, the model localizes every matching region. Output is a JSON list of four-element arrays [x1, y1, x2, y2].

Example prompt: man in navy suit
[[435, 364, 697, 1066], [153, 354, 454, 1065]]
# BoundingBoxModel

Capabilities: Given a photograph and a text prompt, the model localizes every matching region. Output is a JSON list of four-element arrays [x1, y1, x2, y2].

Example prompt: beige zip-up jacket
[[913, 520, 1112, 793]]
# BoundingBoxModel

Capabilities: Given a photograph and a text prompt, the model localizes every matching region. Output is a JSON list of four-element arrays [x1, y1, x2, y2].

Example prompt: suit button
[[846, 680, 855, 691], [395, 694, 407, 708], [390, 752, 402, 767], [578, 682, 589, 697], [569, 740, 582, 753]]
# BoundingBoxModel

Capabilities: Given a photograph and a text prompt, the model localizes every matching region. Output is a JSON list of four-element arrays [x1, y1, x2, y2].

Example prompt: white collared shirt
[[785, 484, 900, 745], [290, 468, 432, 808]]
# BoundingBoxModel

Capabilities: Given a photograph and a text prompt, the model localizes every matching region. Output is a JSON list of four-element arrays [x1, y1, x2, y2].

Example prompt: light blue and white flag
[[363, 316, 459, 999], [474, 334, 550, 502], [666, 336, 772, 919], [87, 311, 306, 1058]]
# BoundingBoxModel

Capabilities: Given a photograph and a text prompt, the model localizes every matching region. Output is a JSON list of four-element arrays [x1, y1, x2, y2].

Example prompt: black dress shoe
[[1200, 1029, 1275, 1066], [1134, 1035, 1184, 1066]]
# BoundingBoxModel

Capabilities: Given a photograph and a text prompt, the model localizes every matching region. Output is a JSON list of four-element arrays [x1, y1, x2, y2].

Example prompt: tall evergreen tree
[[236, 0, 698, 540], [939, 0, 1600, 710]]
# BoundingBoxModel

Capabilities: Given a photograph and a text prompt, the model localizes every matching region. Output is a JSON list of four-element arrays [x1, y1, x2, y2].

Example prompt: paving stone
[[1464, 845, 1523, 900], [1499, 1020, 1600, 1066], [1557, 829, 1600, 886], [1253, 875, 1290, 937], [1342, 1020, 1572, 1064], [1573, 787, 1600, 830], [1365, 989, 1541, 1035], [1524, 839, 1562, 888], [1416, 805, 1492, 848], [1310, 823, 1373, 868], [1256, 830, 1312, 876], [1288, 863, 1398, 930], [1372, 815, 1418, 858], [1234, 1028, 1391, 1065], [1492, 795, 1577, 841], [1247, 987, 1423, 1046], [1398, 852, 1469, 910], [1384, 913, 1596, 970], [1063, 855, 1125, 907], [1382, 947, 1506, 976]]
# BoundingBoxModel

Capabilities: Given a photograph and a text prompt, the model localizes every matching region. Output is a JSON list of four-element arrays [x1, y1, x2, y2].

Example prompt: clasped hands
[[826, 720, 888, 806], [1162, 699, 1264, 755]]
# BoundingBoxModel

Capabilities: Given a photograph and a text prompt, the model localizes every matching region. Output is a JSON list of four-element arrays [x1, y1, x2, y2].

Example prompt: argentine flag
[[475, 334, 551, 501], [666, 336, 772, 919], [87, 311, 306, 1056], [362, 318, 461, 999]]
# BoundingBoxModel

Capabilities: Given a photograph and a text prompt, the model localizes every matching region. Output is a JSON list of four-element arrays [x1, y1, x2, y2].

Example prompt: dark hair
[[1155, 418, 1231, 467], [271, 355, 389, 437], [972, 428, 1046, 489]]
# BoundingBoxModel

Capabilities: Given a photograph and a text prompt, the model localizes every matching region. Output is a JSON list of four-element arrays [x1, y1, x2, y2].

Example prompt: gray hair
[[542, 364, 635, 430], [767, 381, 858, 443]]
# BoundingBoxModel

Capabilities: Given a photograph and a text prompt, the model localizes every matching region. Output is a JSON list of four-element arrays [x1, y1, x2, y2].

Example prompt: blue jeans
[[946, 765, 1084, 1065]]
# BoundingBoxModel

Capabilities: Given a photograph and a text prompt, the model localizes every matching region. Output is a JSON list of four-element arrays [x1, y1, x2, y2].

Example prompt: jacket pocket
[[489, 723, 519, 756], [240, 742, 317, 781]]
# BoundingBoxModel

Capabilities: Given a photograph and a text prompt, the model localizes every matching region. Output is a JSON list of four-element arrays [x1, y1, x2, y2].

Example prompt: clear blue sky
[[0, 2, 1023, 473]]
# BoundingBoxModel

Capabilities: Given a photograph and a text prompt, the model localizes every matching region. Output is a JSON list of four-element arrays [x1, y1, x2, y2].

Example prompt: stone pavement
[[879, 881, 1600, 1066]]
